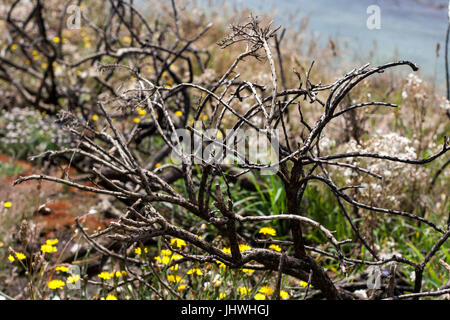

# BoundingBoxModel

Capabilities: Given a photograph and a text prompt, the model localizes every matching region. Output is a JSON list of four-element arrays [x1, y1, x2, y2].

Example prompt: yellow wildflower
[[238, 244, 252, 251], [11, 44, 18, 51], [238, 287, 249, 295], [216, 260, 226, 270], [154, 255, 171, 264], [155, 163, 162, 169], [219, 292, 226, 299], [41, 244, 57, 253], [169, 264, 179, 271], [170, 238, 186, 248], [269, 244, 281, 252], [175, 110, 183, 117], [115, 271, 125, 278], [48, 280, 65, 290], [8, 255, 15, 262], [259, 286, 274, 296], [172, 254, 183, 260], [98, 272, 114, 280], [259, 227, 276, 236], [221, 247, 231, 254], [280, 290, 290, 299], [4, 202, 12, 208], [55, 266, 69, 273], [161, 249, 172, 256], [46, 239, 59, 246], [254, 293, 266, 300], [14, 252, 26, 260], [186, 268, 202, 276], [67, 274, 80, 284], [53, 37, 61, 43], [133, 117, 141, 123], [137, 107, 147, 116], [101, 294, 118, 300], [92, 114, 99, 121], [167, 275, 184, 283], [241, 268, 255, 274], [134, 247, 148, 255], [299, 280, 309, 287], [201, 114, 209, 121]]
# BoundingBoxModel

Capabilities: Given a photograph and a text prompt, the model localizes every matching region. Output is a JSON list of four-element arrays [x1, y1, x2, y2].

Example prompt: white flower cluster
[[0, 107, 74, 158], [402, 73, 427, 100], [338, 132, 430, 207], [439, 97, 450, 113]]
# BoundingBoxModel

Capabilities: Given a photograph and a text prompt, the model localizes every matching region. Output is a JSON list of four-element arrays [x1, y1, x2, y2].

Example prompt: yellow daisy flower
[[259, 286, 274, 296], [299, 280, 309, 287], [241, 268, 255, 274], [238, 244, 252, 251], [137, 107, 147, 116], [67, 274, 80, 284], [134, 247, 148, 255], [98, 272, 114, 280], [280, 290, 290, 299], [238, 286, 249, 295], [254, 293, 266, 300], [154, 255, 171, 264], [55, 266, 69, 273], [216, 260, 226, 270], [167, 275, 184, 283], [170, 238, 186, 248], [259, 227, 276, 236], [269, 244, 282, 252], [48, 280, 65, 290], [46, 239, 59, 246], [161, 249, 172, 256], [14, 252, 26, 260], [186, 268, 202, 276], [41, 244, 57, 253], [221, 247, 231, 254], [174, 254, 184, 260]]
